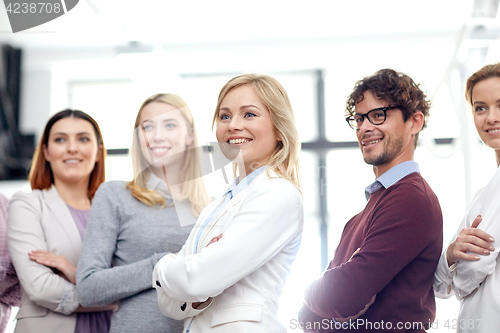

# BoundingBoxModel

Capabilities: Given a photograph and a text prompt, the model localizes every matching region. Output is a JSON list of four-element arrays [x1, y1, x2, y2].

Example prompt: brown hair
[[29, 109, 106, 199], [346, 68, 431, 146], [465, 62, 500, 107]]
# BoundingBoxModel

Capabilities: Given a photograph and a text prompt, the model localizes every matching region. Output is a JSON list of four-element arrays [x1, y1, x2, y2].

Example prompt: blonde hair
[[212, 73, 301, 192], [127, 93, 211, 216], [465, 62, 500, 107]]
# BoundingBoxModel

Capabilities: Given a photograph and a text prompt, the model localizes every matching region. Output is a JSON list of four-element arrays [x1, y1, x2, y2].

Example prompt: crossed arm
[[301, 184, 440, 321], [153, 179, 303, 320], [435, 173, 500, 299], [7, 192, 116, 314]]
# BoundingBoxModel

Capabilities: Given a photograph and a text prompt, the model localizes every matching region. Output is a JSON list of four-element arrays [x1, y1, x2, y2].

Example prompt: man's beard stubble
[[362, 136, 404, 167]]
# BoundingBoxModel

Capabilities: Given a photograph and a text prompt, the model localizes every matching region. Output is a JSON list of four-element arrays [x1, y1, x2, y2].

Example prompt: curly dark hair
[[346, 69, 431, 143]]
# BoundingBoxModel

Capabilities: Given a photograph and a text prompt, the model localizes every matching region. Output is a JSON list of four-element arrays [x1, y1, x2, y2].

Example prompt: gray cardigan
[[76, 181, 196, 333]]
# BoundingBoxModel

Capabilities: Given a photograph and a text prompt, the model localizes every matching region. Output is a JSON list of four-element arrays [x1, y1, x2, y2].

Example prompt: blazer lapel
[[196, 171, 272, 252], [43, 185, 82, 259], [209, 186, 249, 225], [210, 170, 271, 224], [196, 170, 278, 253]]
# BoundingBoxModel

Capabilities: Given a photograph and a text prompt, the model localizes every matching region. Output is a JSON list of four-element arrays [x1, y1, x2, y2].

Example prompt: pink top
[[0, 194, 21, 333]]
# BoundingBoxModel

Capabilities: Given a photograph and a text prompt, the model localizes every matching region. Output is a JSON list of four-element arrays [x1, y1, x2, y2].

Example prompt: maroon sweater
[[299, 173, 443, 332]]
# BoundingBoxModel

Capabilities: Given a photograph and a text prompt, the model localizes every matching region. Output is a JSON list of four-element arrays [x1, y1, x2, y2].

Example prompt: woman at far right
[[434, 63, 500, 332]]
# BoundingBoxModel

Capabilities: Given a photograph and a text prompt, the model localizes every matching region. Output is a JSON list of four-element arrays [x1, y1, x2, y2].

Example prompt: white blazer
[[153, 170, 304, 333], [7, 186, 80, 333]]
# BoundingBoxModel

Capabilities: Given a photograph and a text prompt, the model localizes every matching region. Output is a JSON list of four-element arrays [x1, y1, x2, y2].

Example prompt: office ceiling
[[0, 0, 480, 51]]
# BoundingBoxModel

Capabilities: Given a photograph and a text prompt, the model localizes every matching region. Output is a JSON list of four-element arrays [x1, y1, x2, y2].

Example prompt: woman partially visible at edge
[[153, 73, 304, 333], [434, 63, 500, 332], [7, 110, 114, 333], [0, 193, 21, 333], [76, 93, 211, 333]]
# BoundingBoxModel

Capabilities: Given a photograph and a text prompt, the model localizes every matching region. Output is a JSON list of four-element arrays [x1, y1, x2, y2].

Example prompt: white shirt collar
[[145, 172, 172, 200]]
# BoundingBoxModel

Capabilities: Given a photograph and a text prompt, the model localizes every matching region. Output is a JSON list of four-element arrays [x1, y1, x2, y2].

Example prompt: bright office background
[[1, 0, 500, 332]]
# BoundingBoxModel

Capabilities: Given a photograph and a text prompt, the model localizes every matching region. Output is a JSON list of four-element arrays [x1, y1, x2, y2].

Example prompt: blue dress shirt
[[364, 161, 420, 200]]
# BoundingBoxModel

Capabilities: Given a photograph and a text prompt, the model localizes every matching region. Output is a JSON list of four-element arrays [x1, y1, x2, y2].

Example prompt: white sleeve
[[453, 169, 500, 298], [153, 250, 213, 320], [433, 249, 457, 298], [153, 179, 303, 302]]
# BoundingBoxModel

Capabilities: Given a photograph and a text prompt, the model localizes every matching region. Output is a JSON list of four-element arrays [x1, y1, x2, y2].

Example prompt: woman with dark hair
[[7, 109, 115, 333], [434, 63, 500, 332]]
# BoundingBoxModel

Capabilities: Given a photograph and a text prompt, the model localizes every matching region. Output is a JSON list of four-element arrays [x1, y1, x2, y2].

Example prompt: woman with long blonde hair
[[153, 73, 304, 333], [76, 93, 211, 333]]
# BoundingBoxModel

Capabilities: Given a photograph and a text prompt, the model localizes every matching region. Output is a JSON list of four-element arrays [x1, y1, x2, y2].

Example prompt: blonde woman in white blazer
[[153, 73, 304, 333], [7, 110, 115, 333], [434, 63, 500, 332]]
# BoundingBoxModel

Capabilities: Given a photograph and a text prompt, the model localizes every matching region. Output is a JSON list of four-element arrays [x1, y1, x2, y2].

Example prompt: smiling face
[[355, 90, 421, 176], [472, 77, 500, 160], [43, 117, 101, 186], [138, 102, 194, 179], [216, 84, 280, 174]]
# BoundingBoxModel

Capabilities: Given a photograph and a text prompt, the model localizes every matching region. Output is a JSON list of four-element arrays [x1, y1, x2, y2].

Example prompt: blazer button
[[180, 302, 187, 311], [155, 280, 161, 288]]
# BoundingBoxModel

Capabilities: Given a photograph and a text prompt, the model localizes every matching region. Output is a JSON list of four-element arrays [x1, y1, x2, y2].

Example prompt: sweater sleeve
[[153, 178, 303, 302], [302, 183, 440, 319], [76, 183, 166, 307], [7, 192, 79, 314]]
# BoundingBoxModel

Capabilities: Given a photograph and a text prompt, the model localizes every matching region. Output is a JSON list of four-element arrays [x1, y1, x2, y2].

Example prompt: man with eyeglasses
[[298, 69, 443, 332]]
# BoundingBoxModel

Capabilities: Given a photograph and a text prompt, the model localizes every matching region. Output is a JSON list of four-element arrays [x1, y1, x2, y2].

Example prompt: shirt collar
[[145, 173, 172, 200], [225, 165, 268, 198], [364, 161, 420, 200]]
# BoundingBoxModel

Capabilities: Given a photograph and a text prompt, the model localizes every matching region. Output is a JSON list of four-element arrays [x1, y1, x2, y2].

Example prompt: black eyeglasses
[[345, 106, 400, 130]]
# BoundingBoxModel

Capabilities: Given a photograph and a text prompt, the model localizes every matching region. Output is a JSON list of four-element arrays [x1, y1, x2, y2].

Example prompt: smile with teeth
[[362, 139, 382, 146], [486, 128, 500, 133], [150, 147, 170, 153], [228, 138, 252, 144], [64, 159, 81, 164]]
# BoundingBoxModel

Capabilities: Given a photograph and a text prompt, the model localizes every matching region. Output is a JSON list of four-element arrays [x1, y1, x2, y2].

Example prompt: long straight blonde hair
[[212, 73, 301, 192], [127, 93, 211, 216]]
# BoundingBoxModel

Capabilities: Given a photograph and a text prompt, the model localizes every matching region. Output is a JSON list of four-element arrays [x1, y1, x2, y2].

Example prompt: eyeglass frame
[[345, 106, 401, 130]]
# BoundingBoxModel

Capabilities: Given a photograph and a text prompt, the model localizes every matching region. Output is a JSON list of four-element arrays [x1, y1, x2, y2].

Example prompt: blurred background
[[1, 0, 499, 332]]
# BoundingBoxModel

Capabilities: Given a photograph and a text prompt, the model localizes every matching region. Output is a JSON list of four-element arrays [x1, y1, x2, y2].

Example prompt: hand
[[29, 250, 77, 284], [192, 298, 212, 310], [348, 248, 360, 262], [446, 215, 495, 267], [206, 234, 223, 247]]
